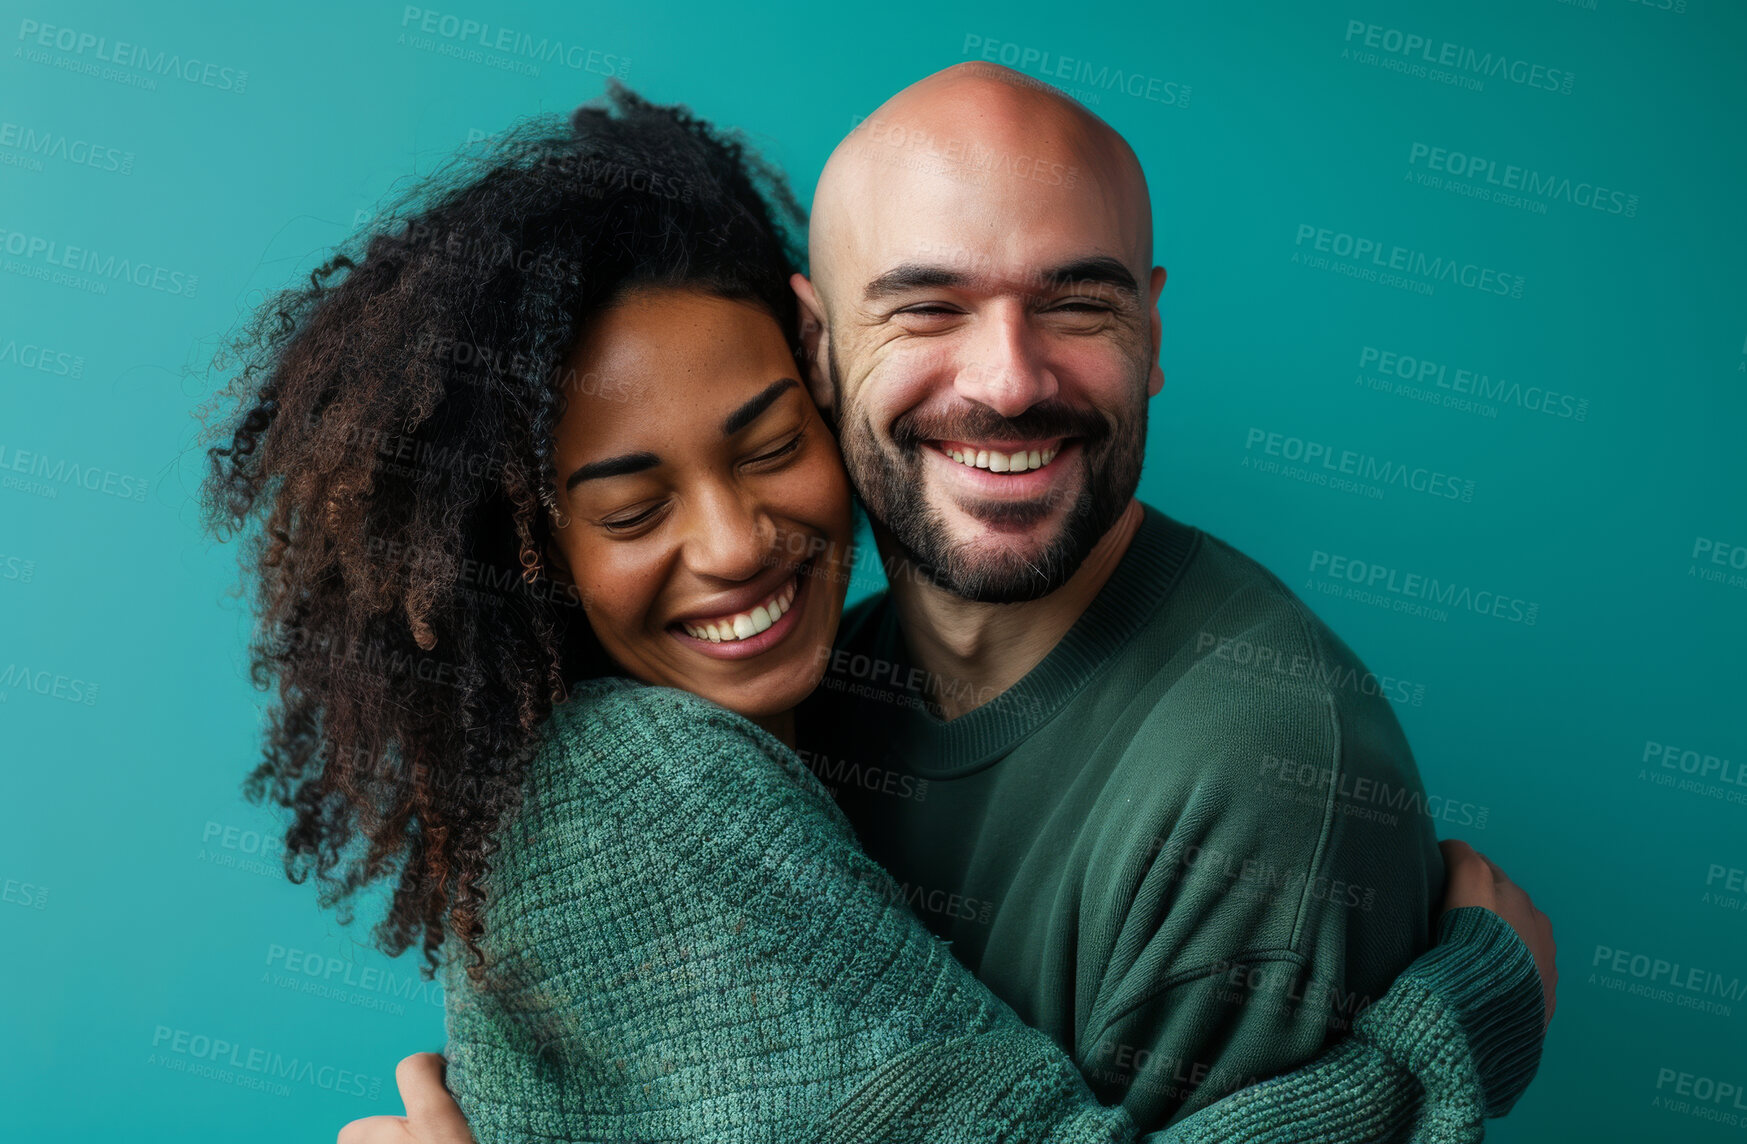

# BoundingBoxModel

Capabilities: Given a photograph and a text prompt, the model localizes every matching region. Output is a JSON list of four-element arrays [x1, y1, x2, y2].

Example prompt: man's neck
[[876, 499, 1145, 721]]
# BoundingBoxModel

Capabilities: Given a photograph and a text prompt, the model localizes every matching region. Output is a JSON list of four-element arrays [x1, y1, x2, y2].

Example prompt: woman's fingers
[[1438, 839, 1557, 1031], [335, 1054, 472, 1144], [1439, 839, 1497, 912], [394, 1054, 474, 1143], [336, 1115, 413, 1144]]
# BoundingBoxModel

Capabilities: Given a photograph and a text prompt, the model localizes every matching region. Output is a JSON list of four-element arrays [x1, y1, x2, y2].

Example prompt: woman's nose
[[685, 485, 776, 582]]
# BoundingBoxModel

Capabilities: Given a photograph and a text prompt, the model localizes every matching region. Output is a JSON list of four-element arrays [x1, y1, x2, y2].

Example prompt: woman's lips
[[679, 574, 797, 643], [668, 562, 812, 661]]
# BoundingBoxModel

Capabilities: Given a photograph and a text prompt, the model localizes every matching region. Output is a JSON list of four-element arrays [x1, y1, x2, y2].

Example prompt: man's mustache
[[891, 401, 1110, 452]]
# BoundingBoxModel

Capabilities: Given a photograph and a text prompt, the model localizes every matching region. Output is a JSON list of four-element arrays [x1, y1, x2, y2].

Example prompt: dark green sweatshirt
[[797, 503, 1468, 1127]]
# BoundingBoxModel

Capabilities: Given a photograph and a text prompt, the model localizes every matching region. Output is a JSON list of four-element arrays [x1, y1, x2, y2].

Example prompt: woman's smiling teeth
[[681, 577, 798, 643], [941, 443, 1058, 473]]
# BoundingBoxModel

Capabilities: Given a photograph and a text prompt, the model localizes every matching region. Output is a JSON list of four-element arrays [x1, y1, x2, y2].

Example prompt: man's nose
[[686, 485, 775, 582], [953, 309, 1058, 418]]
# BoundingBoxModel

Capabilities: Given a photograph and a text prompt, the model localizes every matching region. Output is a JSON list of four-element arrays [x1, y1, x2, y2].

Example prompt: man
[[343, 62, 1554, 1141], [787, 59, 1476, 1123]]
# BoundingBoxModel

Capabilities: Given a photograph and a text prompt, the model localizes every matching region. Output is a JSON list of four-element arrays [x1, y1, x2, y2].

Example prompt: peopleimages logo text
[[1308, 550, 1540, 626], [1244, 428, 1474, 501], [0, 122, 134, 174], [0, 227, 197, 296], [16, 19, 248, 91], [1343, 21, 1573, 94], [1408, 143, 1637, 217], [399, 8, 629, 75], [1294, 225, 1523, 298]]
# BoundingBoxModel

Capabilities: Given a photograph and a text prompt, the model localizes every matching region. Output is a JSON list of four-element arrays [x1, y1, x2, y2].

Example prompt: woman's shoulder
[[553, 674, 756, 727], [528, 676, 806, 802], [496, 677, 844, 870], [544, 676, 777, 759], [487, 679, 775, 876], [476, 676, 856, 944]]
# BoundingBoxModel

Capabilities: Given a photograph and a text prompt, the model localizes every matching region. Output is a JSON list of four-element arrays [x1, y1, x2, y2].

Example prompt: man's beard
[[829, 349, 1148, 604]]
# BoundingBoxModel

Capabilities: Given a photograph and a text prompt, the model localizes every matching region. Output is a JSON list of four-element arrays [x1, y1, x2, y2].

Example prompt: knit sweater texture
[[442, 677, 1544, 1143]]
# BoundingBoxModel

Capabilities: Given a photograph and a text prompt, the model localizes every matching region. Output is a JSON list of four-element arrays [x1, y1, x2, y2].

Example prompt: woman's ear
[[790, 272, 834, 416]]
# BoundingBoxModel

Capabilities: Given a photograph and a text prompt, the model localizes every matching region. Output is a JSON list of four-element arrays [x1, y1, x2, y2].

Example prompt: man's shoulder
[[1162, 521, 1406, 723], [1113, 514, 1425, 804], [1171, 521, 1326, 646], [1100, 521, 1437, 973]]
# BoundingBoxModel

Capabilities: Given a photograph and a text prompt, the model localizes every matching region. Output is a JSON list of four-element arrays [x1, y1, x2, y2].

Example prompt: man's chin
[[912, 508, 1082, 601], [926, 464, 1081, 530], [930, 483, 1081, 551], [930, 554, 1072, 604], [946, 498, 1064, 535]]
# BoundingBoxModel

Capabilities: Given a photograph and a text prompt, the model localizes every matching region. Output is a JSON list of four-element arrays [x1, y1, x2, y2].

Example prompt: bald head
[[808, 61, 1153, 312], [787, 62, 1165, 606]]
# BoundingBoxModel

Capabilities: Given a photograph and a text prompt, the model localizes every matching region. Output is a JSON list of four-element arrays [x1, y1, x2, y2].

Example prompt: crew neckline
[[864, 503, 1200, 779]]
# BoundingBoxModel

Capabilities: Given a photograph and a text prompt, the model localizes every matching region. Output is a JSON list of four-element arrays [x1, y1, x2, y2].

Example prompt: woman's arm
[[810, 898, 1543, 1144], [360, 680, 1550, 1144]]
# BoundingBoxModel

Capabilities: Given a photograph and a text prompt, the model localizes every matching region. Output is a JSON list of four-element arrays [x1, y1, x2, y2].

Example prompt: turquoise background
[[2, 0, 1742, 1139]]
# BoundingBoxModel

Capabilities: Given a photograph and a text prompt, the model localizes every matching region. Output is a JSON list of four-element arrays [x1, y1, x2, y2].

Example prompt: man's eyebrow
[[863, 264, 973, 303], [861, 256, 1141, 304], [1039, 256, 1140, 298], [722, 377, 798, 436], [565, 451, 660, 492]]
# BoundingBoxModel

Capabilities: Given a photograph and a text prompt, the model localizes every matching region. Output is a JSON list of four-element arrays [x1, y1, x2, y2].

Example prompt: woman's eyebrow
[[564, 378, 798, 492], [722, 377, 798, 436], [565, 451, 660, 492]]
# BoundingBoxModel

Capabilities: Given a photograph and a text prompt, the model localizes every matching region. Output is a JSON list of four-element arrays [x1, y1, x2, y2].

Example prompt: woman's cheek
[[802, 434, 850, 506], [785, 478, 835, 547], [819, 452, 856, 541], [580, 545, 657, 644]]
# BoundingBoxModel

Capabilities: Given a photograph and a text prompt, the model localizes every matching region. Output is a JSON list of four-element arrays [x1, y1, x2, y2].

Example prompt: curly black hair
[[200, 81, 808, 980]]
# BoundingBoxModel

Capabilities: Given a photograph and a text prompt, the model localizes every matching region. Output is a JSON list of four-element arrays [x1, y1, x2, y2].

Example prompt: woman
[[204, 84, 1546, 1142]]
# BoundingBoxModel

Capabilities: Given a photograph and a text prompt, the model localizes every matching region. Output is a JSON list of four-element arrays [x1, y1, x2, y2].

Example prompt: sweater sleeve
[[817, 904, 1543, 1144], [1144, 906, 1544, 1143], [445, 680, 1544, 1144]]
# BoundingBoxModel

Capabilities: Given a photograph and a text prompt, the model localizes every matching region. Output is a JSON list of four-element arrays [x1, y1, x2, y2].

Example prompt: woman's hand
[[336, 1053, 474, 1144], [1439, 838, 1557, 1030]]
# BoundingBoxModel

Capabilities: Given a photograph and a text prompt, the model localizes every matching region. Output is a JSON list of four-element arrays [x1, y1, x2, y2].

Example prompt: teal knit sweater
[[443, 678, 1544, 1142]]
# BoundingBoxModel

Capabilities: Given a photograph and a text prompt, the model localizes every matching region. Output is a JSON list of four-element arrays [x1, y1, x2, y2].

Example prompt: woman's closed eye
[[744, 430, 805, 469], [594, 433, 804, 533], [600, 502, 669, 533]]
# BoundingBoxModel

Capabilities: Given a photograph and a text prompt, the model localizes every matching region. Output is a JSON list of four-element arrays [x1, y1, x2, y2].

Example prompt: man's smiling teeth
[[681, 578, 798, 643], [943, 445, 1057, 473]]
